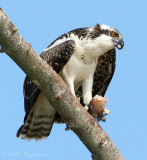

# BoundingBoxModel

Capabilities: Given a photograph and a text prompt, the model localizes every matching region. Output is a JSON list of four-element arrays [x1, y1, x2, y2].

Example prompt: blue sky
[[0, 0, 147, 160]]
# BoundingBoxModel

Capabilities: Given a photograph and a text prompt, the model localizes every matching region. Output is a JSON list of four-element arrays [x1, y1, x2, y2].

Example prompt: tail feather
[[17, 93, 56, 140], [17, 110, 56, 140]]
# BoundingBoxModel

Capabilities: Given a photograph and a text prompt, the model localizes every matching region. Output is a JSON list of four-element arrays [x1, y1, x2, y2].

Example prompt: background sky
[[0, 0, 147, 160]]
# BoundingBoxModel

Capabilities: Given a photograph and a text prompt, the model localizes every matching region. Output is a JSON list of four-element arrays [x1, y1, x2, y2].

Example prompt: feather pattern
[[17, 40, 76, 140], [17, 24, 123, 140]]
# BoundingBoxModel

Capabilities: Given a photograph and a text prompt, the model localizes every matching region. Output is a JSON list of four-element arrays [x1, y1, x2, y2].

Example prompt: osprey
[[17, 24, 124, 140]]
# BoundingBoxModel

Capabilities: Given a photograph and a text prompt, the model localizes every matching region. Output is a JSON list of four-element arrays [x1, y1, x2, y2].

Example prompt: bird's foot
[[83, 105, 89, 111], [76, 93, 81, 102], [97, 107, 110, 122], [88, 95, 110, 122]]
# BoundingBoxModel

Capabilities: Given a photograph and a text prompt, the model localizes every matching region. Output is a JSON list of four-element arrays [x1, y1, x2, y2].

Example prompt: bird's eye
[[110, 32, 117, 37]]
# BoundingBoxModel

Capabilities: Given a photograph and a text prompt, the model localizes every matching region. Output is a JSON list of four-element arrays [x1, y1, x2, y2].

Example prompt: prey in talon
[[89, 95, 110, 122]]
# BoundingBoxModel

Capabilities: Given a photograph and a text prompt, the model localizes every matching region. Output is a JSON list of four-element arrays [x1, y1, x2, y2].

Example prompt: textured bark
[[0, 7, 125, 160]]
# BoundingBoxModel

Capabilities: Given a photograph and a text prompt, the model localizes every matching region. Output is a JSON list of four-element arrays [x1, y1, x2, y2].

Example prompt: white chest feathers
[[59, 50, 97, 94]]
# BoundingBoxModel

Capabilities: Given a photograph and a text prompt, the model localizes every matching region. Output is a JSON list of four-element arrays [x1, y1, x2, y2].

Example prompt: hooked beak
[[113, 39, 124, 50]]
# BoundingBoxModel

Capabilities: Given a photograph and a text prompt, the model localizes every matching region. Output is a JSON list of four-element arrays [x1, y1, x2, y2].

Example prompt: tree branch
[[0, 7, 125, 160]]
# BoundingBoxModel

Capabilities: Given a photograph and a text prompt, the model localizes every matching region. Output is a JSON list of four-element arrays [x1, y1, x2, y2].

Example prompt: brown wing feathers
[[17, 40, 75, 140], [93, 49, 116, 96]]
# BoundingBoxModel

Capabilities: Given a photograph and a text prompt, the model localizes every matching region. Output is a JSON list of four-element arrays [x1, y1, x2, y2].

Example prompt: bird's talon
[[84, 105, 89, 111], [76, 94, 81, 101], [100, 116, 106, 122], [97, 113, 107, 122]]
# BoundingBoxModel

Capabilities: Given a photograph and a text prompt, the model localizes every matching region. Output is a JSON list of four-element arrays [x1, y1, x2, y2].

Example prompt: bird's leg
[[75, 93, 81, 102], [82, 77, 93, 110], [63, 77, 75, 96]]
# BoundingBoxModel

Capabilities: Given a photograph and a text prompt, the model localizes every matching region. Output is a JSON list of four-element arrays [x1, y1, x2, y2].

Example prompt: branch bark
[[0, 7, 125, 160]]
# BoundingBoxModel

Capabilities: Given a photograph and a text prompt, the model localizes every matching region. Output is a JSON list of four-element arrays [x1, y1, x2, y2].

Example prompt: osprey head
[[91, 24, 124, 50]]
